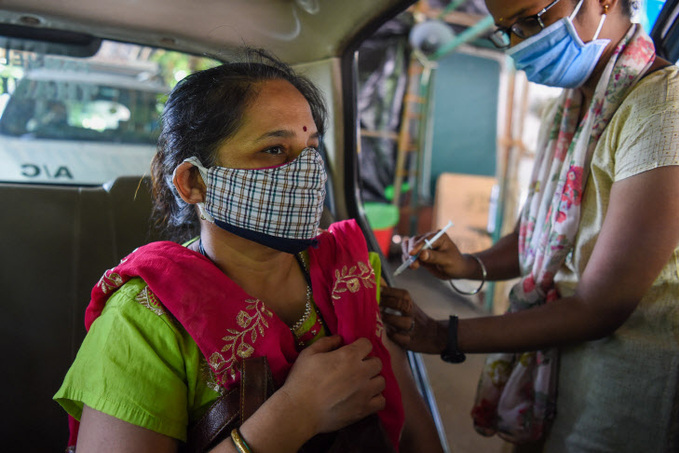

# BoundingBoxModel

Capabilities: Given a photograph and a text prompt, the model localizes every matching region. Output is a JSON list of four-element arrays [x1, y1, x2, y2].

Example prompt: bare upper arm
[[381, 329, 444, 453], [76, 405, 178, 453], [576, 166, 679, 327]]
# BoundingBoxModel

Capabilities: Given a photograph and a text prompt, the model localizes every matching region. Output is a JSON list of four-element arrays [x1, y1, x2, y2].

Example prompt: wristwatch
[[440, 315, 466, 363]]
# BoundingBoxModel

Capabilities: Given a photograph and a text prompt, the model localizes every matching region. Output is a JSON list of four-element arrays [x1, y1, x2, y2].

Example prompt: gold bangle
[[230, 428, 252, 453], [449, 254, 487, 296]]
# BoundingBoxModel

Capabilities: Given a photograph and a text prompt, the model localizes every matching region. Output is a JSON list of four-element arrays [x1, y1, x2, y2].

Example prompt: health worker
[[381, 0, 679, 451]]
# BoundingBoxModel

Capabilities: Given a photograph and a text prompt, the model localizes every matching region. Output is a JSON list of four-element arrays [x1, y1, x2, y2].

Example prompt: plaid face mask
[[182, 147, 327, 253]]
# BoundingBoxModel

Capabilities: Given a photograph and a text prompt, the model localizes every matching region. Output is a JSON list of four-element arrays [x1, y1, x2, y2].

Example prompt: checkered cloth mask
[[182, 148, 327, 252]]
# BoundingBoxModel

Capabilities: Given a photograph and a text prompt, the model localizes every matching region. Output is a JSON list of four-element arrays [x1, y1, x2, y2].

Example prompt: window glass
[[639, 0, 666, 34], [0, 40, 220, 185]]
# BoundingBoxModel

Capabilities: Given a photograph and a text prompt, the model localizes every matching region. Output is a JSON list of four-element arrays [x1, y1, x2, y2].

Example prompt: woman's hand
[[280, 335, 386, 434], [379, 286, 446, 354], [216, 336, 385, 453], [401, 231, 472, 280]]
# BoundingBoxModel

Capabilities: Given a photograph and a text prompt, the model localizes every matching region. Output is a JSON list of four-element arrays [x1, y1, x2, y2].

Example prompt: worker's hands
[[380, 286, 447, 354], [401, 230, 471, 280], [281, 336, 385, 435]]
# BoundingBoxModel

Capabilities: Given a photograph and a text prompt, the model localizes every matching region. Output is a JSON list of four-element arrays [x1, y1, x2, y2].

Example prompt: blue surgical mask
[[506, 0, 610, 88]]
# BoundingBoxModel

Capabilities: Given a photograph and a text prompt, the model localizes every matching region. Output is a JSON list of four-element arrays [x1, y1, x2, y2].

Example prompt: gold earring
[[604, 4, 609, 13]]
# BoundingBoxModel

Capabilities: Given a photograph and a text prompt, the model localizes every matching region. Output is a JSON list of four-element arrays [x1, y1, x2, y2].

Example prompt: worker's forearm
[[472, 231, 521, 281], [456, 295, 630, 354]]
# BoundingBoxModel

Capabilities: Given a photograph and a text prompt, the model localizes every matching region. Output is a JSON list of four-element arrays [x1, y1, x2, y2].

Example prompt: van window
[[0, 40, 219, 185]]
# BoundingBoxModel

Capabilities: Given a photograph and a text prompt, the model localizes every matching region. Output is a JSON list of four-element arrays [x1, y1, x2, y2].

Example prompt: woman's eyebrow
[[497, 6, 531, 26], [253, 130, 295, 143], [254, 129, 319, 142]]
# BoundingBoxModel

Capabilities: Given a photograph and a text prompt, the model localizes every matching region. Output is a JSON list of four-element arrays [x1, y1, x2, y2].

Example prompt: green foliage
[[150, 50, 220, 89]]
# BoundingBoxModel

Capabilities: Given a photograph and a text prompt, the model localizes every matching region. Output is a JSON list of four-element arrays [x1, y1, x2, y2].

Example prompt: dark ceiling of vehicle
[[0, 0, 414, 63]]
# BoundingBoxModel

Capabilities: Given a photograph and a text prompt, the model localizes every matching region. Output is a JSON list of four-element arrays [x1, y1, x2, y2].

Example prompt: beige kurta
[[545, 66, 679, 452]]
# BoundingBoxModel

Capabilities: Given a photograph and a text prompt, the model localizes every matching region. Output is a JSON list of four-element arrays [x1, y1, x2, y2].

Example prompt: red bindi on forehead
[[303, 126, 307, 132]]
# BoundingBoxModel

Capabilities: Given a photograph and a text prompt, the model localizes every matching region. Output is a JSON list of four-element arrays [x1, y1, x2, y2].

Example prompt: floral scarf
[[471, 25, 655, 443], [68, 219, 404, 449]]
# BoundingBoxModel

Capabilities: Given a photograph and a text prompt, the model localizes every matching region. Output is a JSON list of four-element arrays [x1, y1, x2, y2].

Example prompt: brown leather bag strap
[[182, 356, 274, 453], [240, 356, 275, 423], [183, 387, 240, 453]]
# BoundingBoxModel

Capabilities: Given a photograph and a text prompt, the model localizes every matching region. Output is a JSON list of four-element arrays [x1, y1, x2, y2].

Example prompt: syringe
[[392, 220, 454, 277]]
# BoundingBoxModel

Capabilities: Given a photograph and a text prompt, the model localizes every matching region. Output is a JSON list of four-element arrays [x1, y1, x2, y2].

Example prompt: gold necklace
[[290, 284, 312, 332], [291, 252, 313, 332]]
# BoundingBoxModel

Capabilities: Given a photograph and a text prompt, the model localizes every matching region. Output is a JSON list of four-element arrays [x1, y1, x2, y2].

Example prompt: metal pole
[[431, 15, 495, 61], [437, 0, 467, 19]]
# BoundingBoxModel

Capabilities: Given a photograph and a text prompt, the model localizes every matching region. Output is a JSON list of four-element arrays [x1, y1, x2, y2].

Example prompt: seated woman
[[54, 49, 443, 453]]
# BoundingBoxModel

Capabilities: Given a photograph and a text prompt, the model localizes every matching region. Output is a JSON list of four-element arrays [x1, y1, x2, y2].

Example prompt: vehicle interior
[[3, 0, 679, 451], [0, 0, 425, 450]]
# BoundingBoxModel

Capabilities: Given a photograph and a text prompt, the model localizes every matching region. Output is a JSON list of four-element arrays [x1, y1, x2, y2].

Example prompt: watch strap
[[441, 315, 466, 363]]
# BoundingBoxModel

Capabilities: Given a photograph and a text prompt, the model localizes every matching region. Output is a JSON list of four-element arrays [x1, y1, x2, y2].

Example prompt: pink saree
[[68, 219, 404, 449]]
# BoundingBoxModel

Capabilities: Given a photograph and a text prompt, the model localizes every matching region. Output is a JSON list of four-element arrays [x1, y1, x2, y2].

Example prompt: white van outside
[[0, 54, 168, 185]]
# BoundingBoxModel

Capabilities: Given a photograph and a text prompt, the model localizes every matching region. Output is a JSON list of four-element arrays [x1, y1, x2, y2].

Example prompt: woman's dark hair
[[151, 48, 328, 241], [617, 0, 634, 17]]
